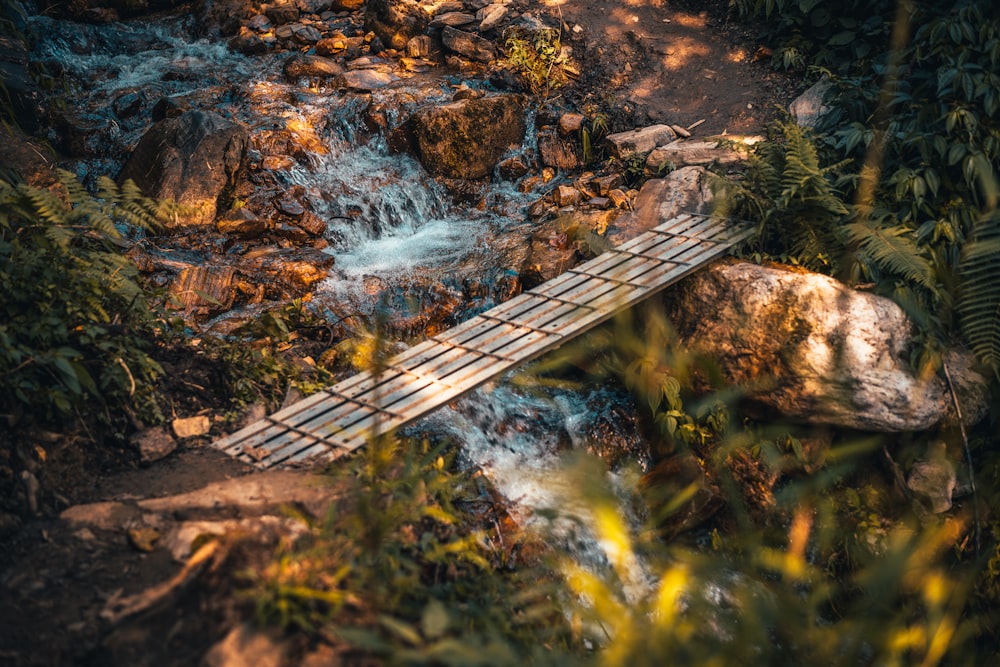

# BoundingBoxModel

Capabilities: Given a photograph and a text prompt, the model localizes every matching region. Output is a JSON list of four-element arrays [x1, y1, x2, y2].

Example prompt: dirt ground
[[0, 1, 798, 665]]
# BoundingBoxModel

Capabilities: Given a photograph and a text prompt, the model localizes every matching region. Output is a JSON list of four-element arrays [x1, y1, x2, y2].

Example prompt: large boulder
[[118, 110, 248, 230], [667, 261, 990, 432], [408, 94, 525, 179], [364, 0, 429, 51]]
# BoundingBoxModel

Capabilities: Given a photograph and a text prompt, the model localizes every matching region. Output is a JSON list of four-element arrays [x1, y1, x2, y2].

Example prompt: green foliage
[[0, 170, 172, 420], [720, 0, 1000, 377], [251, 436, 577, 664], [502, 26, 566, 94], [729, 0, 894, 73]]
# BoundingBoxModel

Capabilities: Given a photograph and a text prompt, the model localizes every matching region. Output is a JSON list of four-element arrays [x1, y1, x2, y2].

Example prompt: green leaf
[[421, 599, 450, 640]]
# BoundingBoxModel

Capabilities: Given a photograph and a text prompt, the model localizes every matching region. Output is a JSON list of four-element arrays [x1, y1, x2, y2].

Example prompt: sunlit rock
[[408, 94, 525, 178], [608, 166, 713, 244], [365, 0, 429, 50], [282, 54, 344, 81], [645, 138, 744, 172], [605, 123, 676, 159], [118, 110, 248, 230], [668, 261, 990, 432]]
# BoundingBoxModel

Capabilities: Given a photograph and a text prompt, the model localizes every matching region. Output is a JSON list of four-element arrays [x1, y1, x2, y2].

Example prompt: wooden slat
[[211, 214, 754, 467]]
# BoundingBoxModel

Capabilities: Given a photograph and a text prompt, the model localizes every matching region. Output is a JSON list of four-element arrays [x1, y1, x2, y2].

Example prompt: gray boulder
[[668, 261, 990, 432], [118, 110, 248, 230], [408, 94, 525, 179]]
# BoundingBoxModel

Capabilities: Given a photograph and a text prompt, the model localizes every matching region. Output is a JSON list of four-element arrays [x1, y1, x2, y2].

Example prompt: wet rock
[[642, 453, 723, 538], [497, 155, 530, 180], [131, 426, 178, 464], [54, 111, 114, 157], [290, 22, 324, 44], [440, 25, 497, 62], [197, 0, 258, 36], [228, 28, 268, 55], [553, 184, 581, 207], [520, 218, 580, 287], [609, 166, 713, 244], [282, 54, 344, 81], [216, 208, 267, 238], [112, 90, 145, 120], [295, 211, 328, 236], [342, 69, 397, 90], [790, 76, 833, 129], [408, 94, 525, 178], [537, 127, 580, 169], [265, 4, 300, 25], [605, 124, 676, 158], [150, 96, 187, 121], [273, 222, 311, 243], [405, 34, 434, 57], [168, 265, 237, 314], [243, 247, 335, 291], [645, 139, 744, 172], [365, 0, 429, 50], [668, 261, 991, 432], [118, 111, 248, 229]]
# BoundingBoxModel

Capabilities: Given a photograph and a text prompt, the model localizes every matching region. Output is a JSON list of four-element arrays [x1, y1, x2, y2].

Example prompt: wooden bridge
[[212, 213, 753, 468]]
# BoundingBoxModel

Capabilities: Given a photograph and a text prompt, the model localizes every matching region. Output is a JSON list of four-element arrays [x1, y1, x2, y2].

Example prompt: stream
[[33, 8, 667, 604]]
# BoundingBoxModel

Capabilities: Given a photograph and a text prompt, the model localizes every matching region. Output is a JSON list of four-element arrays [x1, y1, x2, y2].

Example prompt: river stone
[[537, 126, 580, 169], [365, 0, 429, 50], [330, 0, 364, 9], [168, 265, 237, 314], [667, 261, 990, 432], [118, 110, 248, 230], [645, 139, 744, 172], [607, 166, 713, 245], [408, 94, 525, 178], [282, 54, 344, 80], [790, 76, 833, 129], [606, 124, 676, 158], [343, 69, 397, 91], [265, 4, 299, 25], [440, 25, 497, 62]]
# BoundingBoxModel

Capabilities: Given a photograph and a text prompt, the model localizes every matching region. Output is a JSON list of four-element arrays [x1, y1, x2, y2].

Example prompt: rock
[[202, 624, 290, 667], [553, 184, 581, 207], [172, 415, 212, 439], [405, 34, 434, 57], [282, 54, 344, 81], [118, 111, 248, 230], [217, 208, 267, 238], [607, 189, 631, 209], [365, 0, 429, 50], [441, 25, 497, 62], [168, 265, 237, 314], [477, 3, 507, 32], [126, 524, 161, 552], [228, 30, 268, 55], [789, 76, 833, 128], [592, 174, 622, 196], [667, 261, 990, 432], [315, 34, 348, 55], [290, 23, 323, 44], [907, 441, 957, 514], [243, 247, 335, 290], [331, 0, 364, 9], [429, 11, 476, 28], [605, 124, 677, 158], [131, 426, 177, 464], [408, 94, 525, 178], [645, 139, 744, 172], [342, 69, 397, 90], [641, 453, 723, 538], [264, 4, 299, 25], [558, 112, 585, 136], [670, 124, 692, 138], [537, 127, 580, 169], [497, 155, 530, 180], [609, 166, 713, 244]]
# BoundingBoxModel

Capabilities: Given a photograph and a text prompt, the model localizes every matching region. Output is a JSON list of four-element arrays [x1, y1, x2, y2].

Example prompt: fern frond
[[846, 220, 937, 291], [958, 214, 1000, 376]]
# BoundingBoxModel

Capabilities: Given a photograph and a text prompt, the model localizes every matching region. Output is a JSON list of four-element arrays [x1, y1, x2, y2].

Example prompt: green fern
[[845, 220, 938, 291], [958, 212, 1000, 377]]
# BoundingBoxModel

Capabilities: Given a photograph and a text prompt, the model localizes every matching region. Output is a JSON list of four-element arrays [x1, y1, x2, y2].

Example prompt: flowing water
[[33, 11, 664, 602]]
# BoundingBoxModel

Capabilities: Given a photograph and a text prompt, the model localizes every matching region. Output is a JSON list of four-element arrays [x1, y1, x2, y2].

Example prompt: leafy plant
[[502, 26, 566, 95], [0, 170, 172, 420]]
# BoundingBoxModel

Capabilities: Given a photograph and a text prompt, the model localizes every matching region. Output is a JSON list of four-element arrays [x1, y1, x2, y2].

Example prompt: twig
[[943, 360, 980, 557]]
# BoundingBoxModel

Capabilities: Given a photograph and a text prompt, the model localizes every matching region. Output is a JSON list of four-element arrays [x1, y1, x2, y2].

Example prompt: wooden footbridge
[[212, 213, 753, 468]]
